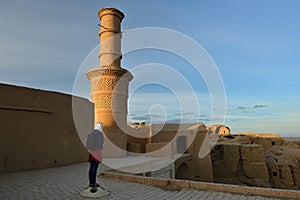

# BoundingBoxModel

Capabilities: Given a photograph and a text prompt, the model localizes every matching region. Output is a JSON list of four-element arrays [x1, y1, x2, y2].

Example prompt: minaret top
[[98, 8, 125, 21]]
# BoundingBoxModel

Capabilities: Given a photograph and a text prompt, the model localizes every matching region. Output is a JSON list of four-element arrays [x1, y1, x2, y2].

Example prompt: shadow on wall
[[0, 84, 94, 173]]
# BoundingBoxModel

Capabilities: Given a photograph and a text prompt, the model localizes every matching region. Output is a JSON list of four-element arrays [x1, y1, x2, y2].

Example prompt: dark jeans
[[89, 159, 99, 185]]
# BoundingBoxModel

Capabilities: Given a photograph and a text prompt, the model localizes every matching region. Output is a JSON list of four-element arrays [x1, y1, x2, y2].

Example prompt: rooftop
[[0, 162, 297, 199]]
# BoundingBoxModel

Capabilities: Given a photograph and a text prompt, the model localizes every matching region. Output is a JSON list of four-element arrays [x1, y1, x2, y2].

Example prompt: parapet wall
[[101, 171, 300, 199], [0, 84, 93, 173]]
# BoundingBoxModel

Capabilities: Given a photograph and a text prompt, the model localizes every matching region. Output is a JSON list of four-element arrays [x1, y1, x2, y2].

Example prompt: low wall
[[0, 84, 93, 173], [101, 172, 300, 199]]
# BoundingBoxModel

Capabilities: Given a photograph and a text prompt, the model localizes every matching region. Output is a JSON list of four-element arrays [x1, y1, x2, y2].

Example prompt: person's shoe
[[89, 183, 100, 187], [94, 183, 100, 187], [90, 187, 98, 193]]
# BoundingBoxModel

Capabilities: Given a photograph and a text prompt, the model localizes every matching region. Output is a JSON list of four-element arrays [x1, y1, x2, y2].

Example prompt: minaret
[[86, 8, 132, 158]]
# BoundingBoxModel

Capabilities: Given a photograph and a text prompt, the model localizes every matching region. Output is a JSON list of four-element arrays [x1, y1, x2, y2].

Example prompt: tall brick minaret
[[86, 8, 132, 158]]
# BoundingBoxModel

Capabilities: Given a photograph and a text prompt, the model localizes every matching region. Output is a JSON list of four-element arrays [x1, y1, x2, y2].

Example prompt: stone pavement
[[0, 163, 287, 199]]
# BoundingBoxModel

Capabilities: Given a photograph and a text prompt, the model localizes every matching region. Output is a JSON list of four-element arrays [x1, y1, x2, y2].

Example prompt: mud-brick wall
[[211, 143, 270, 188], [0, 84, 94, 173]]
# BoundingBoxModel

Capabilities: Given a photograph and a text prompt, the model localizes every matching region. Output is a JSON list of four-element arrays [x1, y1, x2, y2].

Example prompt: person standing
[[86, 122, 104, 187]]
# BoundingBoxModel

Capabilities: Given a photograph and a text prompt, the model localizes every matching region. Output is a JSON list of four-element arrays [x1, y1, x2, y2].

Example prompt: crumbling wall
[[211, 143, 240, 184], [207, 124, 230, 137], [239, 144, 270, 187], [212, 133, 300, 190], [265, 146, 300, 189], [211, 142, 270, 187]]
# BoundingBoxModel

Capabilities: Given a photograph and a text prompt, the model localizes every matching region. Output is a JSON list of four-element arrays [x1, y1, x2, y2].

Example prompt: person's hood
[[95, 123, 103, 132]]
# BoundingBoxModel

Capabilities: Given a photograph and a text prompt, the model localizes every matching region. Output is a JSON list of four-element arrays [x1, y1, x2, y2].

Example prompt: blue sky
[[1, 0, 300, 136]]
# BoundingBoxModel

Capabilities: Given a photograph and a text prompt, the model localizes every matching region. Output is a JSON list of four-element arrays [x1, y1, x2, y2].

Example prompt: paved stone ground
[[0, 163, 287, 199]]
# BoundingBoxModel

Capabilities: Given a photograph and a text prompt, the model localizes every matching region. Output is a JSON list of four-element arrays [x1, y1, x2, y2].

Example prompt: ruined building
[[1, 7, 299, 191], [211, 133, 300, 190], [84, 7, 300, 189], [85, 7, 214, 182]]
